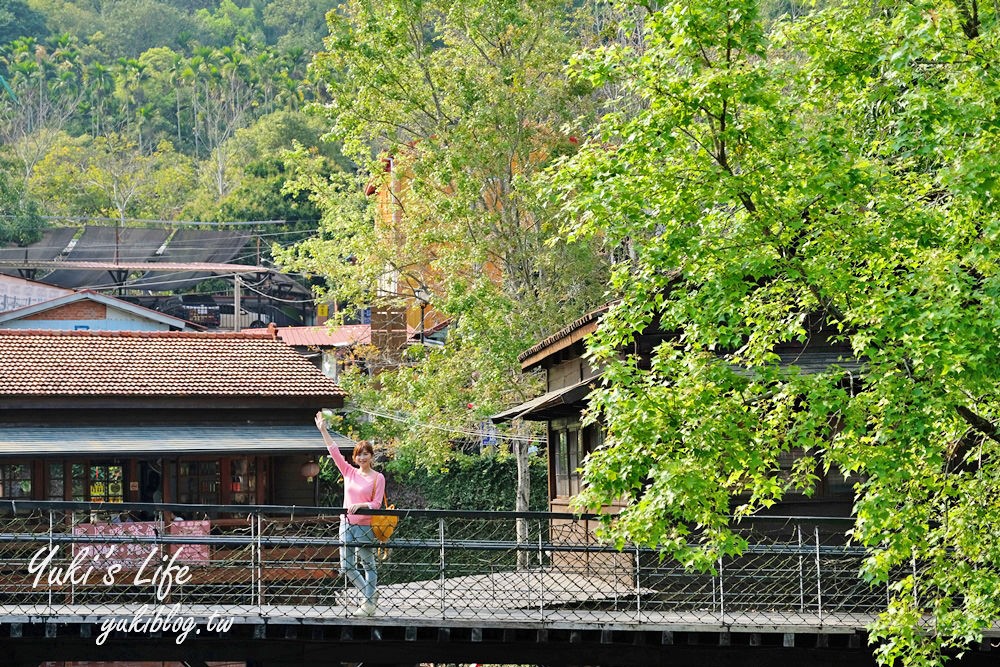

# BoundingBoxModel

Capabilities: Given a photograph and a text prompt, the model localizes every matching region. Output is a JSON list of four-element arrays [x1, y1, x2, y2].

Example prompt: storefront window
[[69, 462, 124, 502], [230, 457, 257, 505], [89, 463, 124, 502], [177, 460, 220, 504]]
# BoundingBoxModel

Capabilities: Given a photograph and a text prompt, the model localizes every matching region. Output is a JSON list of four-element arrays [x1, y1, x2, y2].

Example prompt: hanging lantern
[[300, 460, 320, 483]]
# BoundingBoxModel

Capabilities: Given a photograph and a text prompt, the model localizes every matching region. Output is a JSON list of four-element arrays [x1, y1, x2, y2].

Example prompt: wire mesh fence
[[0, 501, 880, 629]]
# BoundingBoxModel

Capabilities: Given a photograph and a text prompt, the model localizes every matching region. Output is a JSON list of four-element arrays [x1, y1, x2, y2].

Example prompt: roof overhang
[[0, 425, 354, 456], [490, 376, 599, 423]]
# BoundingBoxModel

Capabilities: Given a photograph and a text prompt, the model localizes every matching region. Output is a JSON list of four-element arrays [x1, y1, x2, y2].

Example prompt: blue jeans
[[340, 521, 377, 605]]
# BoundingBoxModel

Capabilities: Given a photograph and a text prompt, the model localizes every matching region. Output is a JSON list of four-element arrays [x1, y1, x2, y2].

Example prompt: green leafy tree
[[194, 0, 265, 47], [183, 110, 342, 254], [262, 0, 340, 52], [0, 34, 85, 183], [279, 0, 608, 519], [0, 151, 44, 246], [30, 132, 194, 222], [551, 0, 1000, 664]]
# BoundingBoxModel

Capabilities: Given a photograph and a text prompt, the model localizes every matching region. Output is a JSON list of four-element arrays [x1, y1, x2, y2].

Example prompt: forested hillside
[[0, 0, 343, 248]]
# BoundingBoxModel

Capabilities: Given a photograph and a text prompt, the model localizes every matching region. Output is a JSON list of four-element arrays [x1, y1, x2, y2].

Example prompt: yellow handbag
[[369, 483, 398, 543]]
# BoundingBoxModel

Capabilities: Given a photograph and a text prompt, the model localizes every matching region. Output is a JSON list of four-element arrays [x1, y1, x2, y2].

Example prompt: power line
[[22, 215, 294, 226], [354, 407, 545, 445], [239, 279, 317, 304]]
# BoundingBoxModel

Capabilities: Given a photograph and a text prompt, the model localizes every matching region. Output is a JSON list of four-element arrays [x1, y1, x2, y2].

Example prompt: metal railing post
[[814, 526, 822, 621], [255, 511, 264, 612], [69, 510, 76, 606], [797, 524, 805, 613], [47, 508, 54, 610], [718, 556, 725, 625], [439, 517, 446, 618], [634, 544, 642, 621], [538, 530, 545, 620]]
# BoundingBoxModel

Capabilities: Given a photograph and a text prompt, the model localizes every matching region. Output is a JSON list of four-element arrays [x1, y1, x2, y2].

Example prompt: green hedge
[[398, 453, 549, 512], [320, 452, 549, 512]]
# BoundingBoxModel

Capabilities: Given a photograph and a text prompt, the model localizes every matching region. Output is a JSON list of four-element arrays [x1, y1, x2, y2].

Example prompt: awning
[[0, 425, 354, 456], [490, 376, 599, 423]]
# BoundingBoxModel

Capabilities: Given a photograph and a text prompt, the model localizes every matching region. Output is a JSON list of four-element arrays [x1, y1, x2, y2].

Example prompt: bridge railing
[[0, 501, 879, 627]]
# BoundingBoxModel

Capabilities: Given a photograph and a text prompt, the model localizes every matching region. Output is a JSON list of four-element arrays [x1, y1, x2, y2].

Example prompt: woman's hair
[[352, 440, 374, 463]]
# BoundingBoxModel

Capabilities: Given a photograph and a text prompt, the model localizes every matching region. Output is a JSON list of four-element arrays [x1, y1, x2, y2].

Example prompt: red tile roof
[[0, 330, 346, 397]]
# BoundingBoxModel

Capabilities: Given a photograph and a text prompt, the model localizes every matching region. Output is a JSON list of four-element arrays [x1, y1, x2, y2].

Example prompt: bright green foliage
[[304, 0, 605, 320], [550, 0, 1000, 663], [279, 0, 608, 470], [195, 0, 266, 46], [30, 132, 196, 221], [0, 7, 330, 226], [0, 152, 44, 245], [395, 451, 549, 511]]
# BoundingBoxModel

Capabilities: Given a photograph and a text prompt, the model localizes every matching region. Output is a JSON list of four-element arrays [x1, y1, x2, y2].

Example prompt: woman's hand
[[314, 411, 327, 431], [348, 503, 367, 514]]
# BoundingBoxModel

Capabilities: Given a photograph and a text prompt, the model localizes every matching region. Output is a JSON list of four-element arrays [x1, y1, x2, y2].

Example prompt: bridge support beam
[[0, 622, 995, 667]]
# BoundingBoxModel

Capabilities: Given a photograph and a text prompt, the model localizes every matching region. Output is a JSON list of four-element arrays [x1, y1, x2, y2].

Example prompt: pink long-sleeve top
[[327, 443, 385, 526]]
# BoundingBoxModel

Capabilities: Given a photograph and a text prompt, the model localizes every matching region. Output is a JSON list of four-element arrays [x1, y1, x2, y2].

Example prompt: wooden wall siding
[[547, 356, 599, 392], [548, 358, 585, 392]]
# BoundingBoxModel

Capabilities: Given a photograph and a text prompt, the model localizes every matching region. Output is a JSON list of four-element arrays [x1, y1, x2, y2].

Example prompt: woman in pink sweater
[[315, 411, 385, 616]]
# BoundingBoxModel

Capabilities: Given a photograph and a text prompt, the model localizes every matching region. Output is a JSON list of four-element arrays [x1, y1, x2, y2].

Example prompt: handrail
[[0, 502, 878, 636], [0, 499, 855, 524]]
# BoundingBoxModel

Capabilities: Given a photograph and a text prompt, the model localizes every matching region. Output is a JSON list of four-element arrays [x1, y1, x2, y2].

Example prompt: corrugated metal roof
[[0, 425, 354, 456], [280, 325, 372, 348], [490, 376, 600, 423]]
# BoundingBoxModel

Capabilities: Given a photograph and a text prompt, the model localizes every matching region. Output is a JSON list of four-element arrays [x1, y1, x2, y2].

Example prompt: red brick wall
[[25, 301, 108, 320]]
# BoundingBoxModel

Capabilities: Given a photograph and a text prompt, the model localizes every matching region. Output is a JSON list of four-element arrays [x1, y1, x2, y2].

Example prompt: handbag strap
[[368, 473, 388, 508]]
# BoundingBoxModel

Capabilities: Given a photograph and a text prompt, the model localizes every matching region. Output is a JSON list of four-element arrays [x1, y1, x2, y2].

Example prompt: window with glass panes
[[230, 457, 257, 505], [553, 430, 570, 497], [0, 464, 31, 498], [550, 422, 603, 499], [68, 463, 125, 502], [177, 460, 220, 504], [48, 462, 65, 500]]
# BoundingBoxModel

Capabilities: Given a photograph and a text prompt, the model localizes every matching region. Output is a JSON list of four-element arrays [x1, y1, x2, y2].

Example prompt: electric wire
[[10, 215, 294, 226], [238, 280, 317, 304], [354, 406, 545, 445]]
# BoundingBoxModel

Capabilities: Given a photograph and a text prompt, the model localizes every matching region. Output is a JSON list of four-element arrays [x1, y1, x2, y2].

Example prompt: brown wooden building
[[494, 303, 861, 518], [0, 329, 351, 511]]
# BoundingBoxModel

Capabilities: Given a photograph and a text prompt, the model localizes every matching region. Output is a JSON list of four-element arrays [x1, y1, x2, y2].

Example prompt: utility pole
[[233, 274, 242, 332]]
